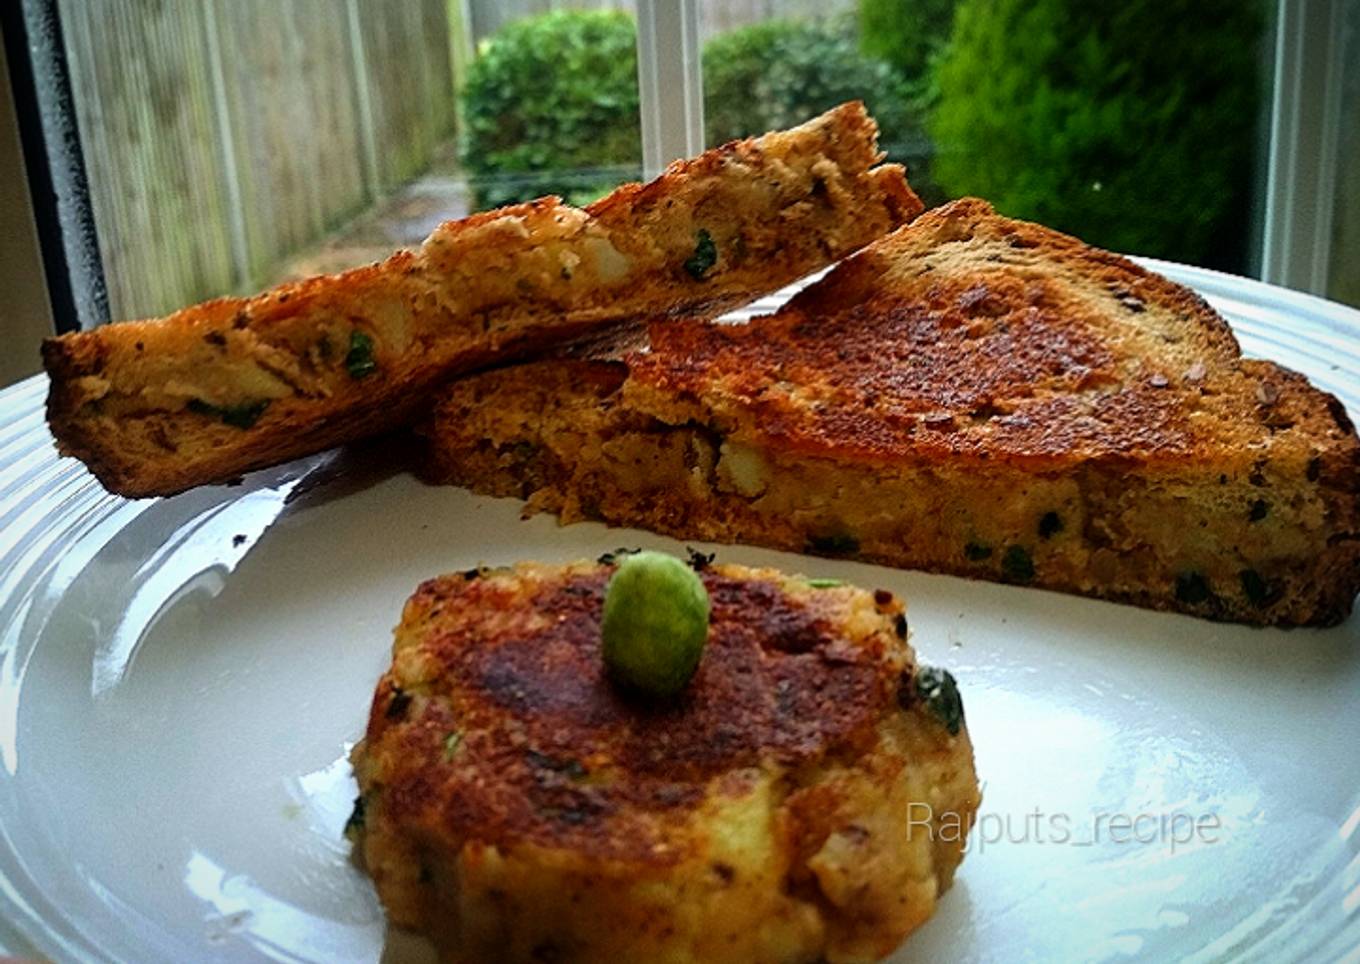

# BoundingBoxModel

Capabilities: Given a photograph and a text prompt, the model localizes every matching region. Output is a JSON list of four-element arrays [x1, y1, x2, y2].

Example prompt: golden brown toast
[[425, 199, 1360, 626], [43, 102, 919, 497]]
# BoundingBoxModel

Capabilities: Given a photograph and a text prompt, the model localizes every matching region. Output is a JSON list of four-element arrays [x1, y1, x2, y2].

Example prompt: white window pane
[[1328, 0, 1360, 308]]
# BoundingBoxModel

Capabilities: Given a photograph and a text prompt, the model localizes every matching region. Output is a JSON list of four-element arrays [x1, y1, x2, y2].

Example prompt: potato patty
[[350, 559, 979, 963]]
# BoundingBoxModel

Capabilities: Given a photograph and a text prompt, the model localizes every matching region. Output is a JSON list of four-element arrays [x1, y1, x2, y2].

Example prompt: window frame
[[1261, 0, 1349, 295], [2, 0, 106, 335], [635, 0, 705, 179], [0, 0, 1348, 349], [0, 23, 54, 387]]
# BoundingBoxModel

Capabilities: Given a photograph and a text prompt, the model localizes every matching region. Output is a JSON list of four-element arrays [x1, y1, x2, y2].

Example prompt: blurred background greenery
[[63, 0, 1283, 326], [460, 0, 1265, 273]]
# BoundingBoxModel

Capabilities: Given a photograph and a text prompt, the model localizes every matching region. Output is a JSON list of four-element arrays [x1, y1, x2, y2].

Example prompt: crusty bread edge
[[43, 293, 753, 497], [43, 104, 919, 498]]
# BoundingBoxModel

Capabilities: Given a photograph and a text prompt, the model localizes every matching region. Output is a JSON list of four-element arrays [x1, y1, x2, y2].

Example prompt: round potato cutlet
[[349, 560, 980, 964]]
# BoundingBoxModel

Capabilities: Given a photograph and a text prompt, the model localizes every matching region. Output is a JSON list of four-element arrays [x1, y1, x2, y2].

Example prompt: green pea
[[601, 551, 710, 697]]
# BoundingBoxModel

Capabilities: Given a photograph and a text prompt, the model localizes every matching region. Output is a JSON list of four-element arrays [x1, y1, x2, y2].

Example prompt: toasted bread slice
[[426, 199, 1360, 626], [43, 102, 920, 497]]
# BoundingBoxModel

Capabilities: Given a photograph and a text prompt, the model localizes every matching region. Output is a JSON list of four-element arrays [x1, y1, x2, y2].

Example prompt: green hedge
[[703, 17, 920, 157], [858, 0, 957, 82], [459, 10, 641, 209], [929, 0, 1263, 269], [457, 4, 1262, 268], [460, 12, 928, 210]]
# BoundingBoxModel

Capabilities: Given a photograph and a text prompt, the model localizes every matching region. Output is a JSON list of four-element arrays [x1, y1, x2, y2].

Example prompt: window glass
[[1328, 0, 1360, 309], [459, 4, 642, 212], [39, 0, 1327, 324], [701, 0, 1271, 275], [56, 1, 641, 322], [700, 0, 935, 201]]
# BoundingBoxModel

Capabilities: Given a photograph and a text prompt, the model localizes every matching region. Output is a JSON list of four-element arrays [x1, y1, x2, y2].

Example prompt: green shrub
[[702, 17, 920, 156], [460, 10, 641, 209], [858, 0, 957, 81], [929, 0, 1263, 269]]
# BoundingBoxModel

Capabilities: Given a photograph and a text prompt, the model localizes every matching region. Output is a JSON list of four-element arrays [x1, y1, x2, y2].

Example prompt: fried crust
[[364, 565, 894, 862], [352, 561, 979, 963]]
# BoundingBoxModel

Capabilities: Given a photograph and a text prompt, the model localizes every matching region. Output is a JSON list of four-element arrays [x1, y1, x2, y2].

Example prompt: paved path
[[272, 145, 472, 282]]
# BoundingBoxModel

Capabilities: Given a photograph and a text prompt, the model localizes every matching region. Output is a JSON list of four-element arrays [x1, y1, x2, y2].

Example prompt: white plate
[[1, 263, 1359, 963]]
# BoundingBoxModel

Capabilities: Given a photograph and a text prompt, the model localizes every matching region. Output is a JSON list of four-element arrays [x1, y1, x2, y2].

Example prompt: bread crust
[[44, 102, 920, 497], [424, 200, 1360, 627]]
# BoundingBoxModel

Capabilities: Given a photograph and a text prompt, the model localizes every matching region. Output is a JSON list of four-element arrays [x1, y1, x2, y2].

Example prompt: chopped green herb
[[808, 534, 860, 556], [343, 795, 366, 841], [1001, 545, 1034, 582], [964, 541, 993, 562], [683, 228, 717, 279], [806, 578, 844, 588], [1038, 511, 1064, 539], [187, 398, 269, 429], [345, 330, 378, 379], [443, 731, 463, 760], [1248, 499, 1269, 522], [900, 666, 965, 735], [1174, 571, 1212, 605], [597, 547, 641, 566], [686, 548, 716, 571], [1240, 569, 1280, 608]]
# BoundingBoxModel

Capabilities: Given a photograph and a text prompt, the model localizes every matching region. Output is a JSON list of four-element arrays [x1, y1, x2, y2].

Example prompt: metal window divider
[[1261, 0, 1349, 295], [635, 0, 705, 182]]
